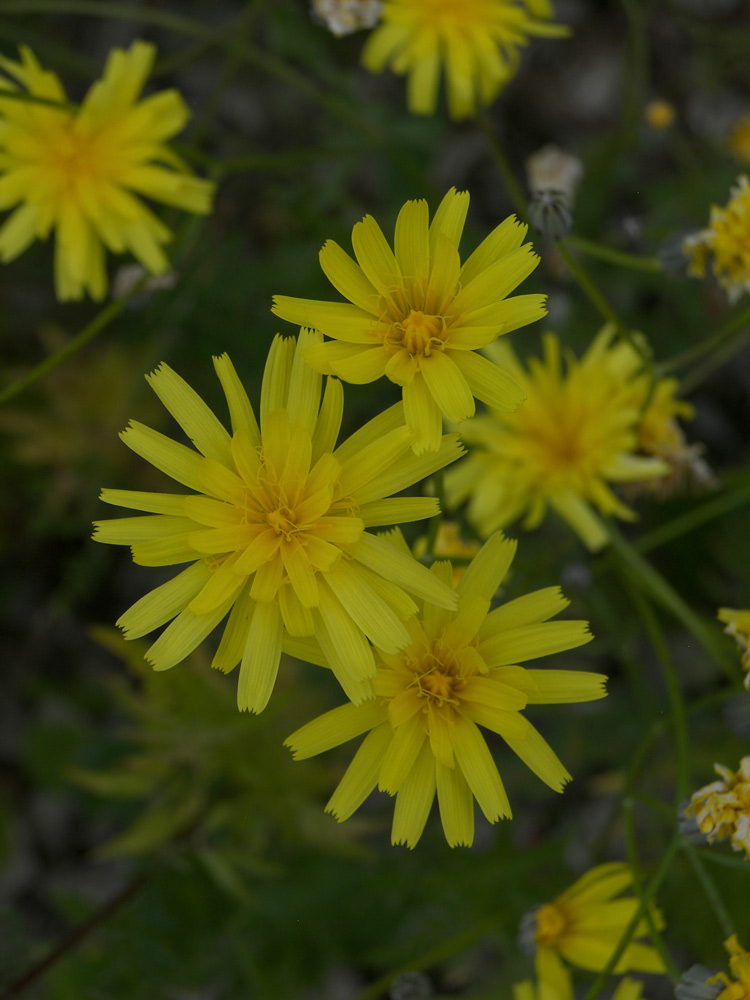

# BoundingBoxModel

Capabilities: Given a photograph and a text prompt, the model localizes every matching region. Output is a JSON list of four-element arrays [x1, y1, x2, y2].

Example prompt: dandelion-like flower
[[683, 176, 750, 302], [360, 0, 569, 119], [0, 41, 215, 301], [273, 188, 546, 453], [312, 0, 383, 35], [518, 863, 666, 979], [286, 531, 605, 847], [685, 757, 750, 859], [706, 937, 750, 1000], [93, 331, 464, 713], [718, 608, 750, 688], [514, 953, 648, 1000], [444, 327, 670, 551]]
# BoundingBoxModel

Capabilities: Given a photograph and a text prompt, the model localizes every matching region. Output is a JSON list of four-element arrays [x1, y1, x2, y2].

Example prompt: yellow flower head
[[519, 863, 666, 978], [444, 327, 670, 552], [729, 116, 750, 164], [683, 176, 750, 303], [359, 0, 569, 119], [514, 954, 647, 1000], [718, 608, 750, 687], [644, 99, 676, 131], [0, 41, 215, 301], [708, 937, 750, 1000], [273, 188, 547, 454], [286, 531, 605, 848], [686, 757, 750, 859], [93, 330, 464, 713]]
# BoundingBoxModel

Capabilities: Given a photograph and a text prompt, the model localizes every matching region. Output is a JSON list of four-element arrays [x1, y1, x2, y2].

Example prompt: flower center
[[533, 903, 567, 946], [265, 504, 300, 539], [411, 647, 466, 708], [394, 309, 445, 357]]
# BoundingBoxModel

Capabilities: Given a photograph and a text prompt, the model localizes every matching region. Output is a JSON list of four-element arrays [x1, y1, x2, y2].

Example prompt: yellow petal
[[435, 757, 474, 846], [236, 600, 283, 713], [326, 723, 392, 820]]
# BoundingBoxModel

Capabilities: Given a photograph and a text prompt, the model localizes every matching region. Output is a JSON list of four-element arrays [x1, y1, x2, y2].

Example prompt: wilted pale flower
[[360, 0, 569, 120], [0, 42, 214, 301], [718, 608, 750, 688], [311, 0, 383, 35], [525, 145, 584, 204], [685, 757, 750, 859], [518, 863, 666, 980], [683, 176, 750, 302], [444, 327, 669, 551], [274, 188, 547, 454], [287, 532, 605, 848], [93, 331, 463, 713]]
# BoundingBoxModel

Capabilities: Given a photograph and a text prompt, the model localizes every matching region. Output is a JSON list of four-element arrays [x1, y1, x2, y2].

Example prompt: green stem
[[349, 916, 500, 1000], [476, 113, 528, 219], [582, 833, 681, 1000], [628, 590, 690, 802], [682, 842, 737, 938], [606, 522, 737, 680], [623, 799, 680, 982], [566, 235, 661, 274], [657, 303, 750, 377], [635, 479, 750, 555], [691, 847, 750, 872], [0, 275, 148, 405], [619, 0, 649, 152]]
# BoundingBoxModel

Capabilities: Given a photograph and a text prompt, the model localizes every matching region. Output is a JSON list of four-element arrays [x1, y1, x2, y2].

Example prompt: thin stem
[[606, 522, 737, 680], [623, 799, 680, 983], [682, 842, 737, 938], [476, 113, 528, 219], [582, 833, 681, 1000], [2, 873, 149, 997], [0, 275, 148, 406], [681, 326, 750, 394], [628, 589, 690, 802], [566, 235, 661, 274], [619, 0, 649, 152], [635, 479, 750, 555], [691, 846, 750, 872], [349, 916, 500, 1000], [657, 302, 750, 377]]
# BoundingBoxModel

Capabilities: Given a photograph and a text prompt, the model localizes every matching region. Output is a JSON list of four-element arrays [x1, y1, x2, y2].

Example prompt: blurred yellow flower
[[519, 862, 666, 978], [413, 520, 481, 583], [684, 176, 750, 302], [728, 115, 750, 163], [686, 757, 750, 859], [94, 331, 463, 713], [514, 952, 648, 1000], [711, 937, 750, 1000], [718, 608, 750, 688], [0, 41, 214, 301], [644, 99, 676, 130], [360, 0, 569, 119], [444, 327, 669, 551], [286, 532, 605, 847], [273, 188, 546, 454]]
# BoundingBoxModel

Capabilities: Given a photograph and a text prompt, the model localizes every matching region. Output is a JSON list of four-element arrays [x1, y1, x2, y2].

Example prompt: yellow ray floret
[[360, 0, 569, 119], [445, 326, 672, 551], [686, 757, 750, 859], [273, 188, 547, 453], [683, 176, 750, 303], [519, 862, 666, 980], [708, 937, 750, 1000], [286, 531, 606, 848], [93, 330, 463, 714], [718, 607, 750, 688], [0, 41, 215, 301]]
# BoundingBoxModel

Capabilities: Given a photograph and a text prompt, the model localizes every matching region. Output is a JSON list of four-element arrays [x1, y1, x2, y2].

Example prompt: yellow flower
[[683, 176, 750, 303], [444, 327, 669, 551], [413, 520, 482, 583], [273, 188, 547, 453], [708, 937, 750, 1000], [729, 115, 750, 163], [718, 608, 750, 688], [686, 757, 750, 859], [93, 330, 464, 713], [519, 863, 666, 978], [286, 531, 605, 847], [0, 41, 214, 301], [359, 0, 569, 119], [644, 99, 676, 131], [514, 954, 647, 1000]]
